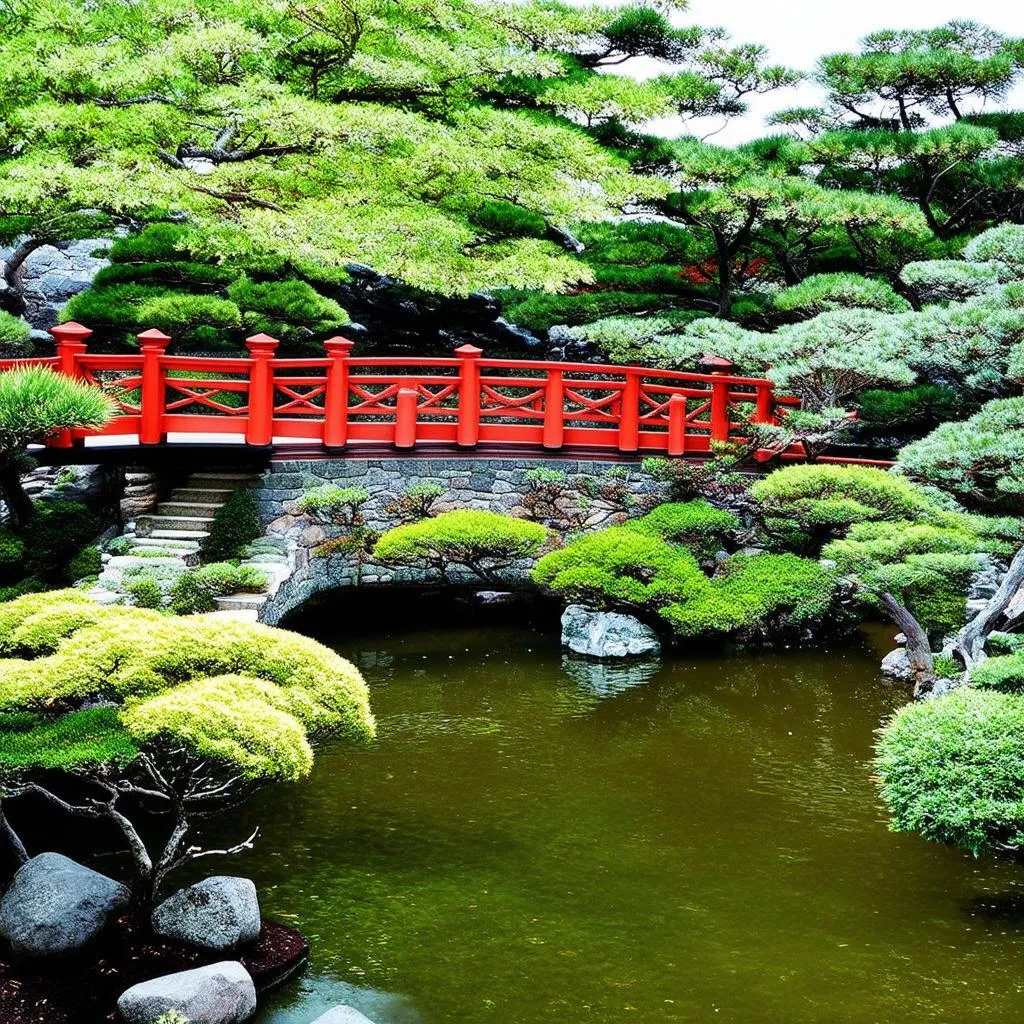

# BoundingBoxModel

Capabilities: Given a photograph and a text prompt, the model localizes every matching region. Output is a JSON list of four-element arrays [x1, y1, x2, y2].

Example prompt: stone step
[[189, 472, 256, 480], [139, 512, 215, 528], [213, 594, 267, 611], [149, 528, 210, 541], [128, 536, 200, 552], [186, 473, 257, 490], [157, 502, 224, 517], [169, 488, 234, 503]]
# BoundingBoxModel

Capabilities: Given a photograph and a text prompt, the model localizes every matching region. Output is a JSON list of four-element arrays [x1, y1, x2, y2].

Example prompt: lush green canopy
[[0, 0, 798, 303]]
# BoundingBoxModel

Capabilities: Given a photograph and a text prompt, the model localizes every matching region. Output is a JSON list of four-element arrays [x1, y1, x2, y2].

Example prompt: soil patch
[[0, 915, 308, 1024]]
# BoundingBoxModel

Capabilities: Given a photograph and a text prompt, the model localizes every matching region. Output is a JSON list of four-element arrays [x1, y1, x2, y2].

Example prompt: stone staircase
[[131, 471, 257, 557], [94, 470, 293, 619]]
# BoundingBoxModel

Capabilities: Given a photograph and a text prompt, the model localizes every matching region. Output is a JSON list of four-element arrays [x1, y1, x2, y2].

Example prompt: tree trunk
[[0, 463, 35, 527], [0, 803, 28, 866], [0, 237, 45, 315], [714, 235, 732, 317], [953, 544, 1024, 674], [877, 591, 936, 697]]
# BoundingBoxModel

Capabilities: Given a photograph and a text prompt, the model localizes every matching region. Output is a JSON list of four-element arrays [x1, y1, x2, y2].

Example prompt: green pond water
[[208, 598, 1024, 1023]]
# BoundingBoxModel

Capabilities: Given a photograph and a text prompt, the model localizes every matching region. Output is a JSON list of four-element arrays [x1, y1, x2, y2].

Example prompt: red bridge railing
[[13, 322, 808, 456]]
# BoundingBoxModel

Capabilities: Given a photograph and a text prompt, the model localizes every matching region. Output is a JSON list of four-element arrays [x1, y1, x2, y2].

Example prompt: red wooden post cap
[[245, 333, 280, 354], [324, 336, 355, 354], [136, 328, 171, 348], [699, 354, 734, 372], [50, 322, 93, 342], [455, 344, 483, 357]]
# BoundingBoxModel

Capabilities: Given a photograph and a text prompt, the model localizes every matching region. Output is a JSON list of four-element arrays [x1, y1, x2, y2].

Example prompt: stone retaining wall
[[255, 456, 662, 625]]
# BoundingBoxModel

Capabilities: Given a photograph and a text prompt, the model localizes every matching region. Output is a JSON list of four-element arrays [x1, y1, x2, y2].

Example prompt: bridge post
[[245, 333, 280, 447], [51, 321, 91, 378], [542, 369, 564, 450], [323, 336, 354, 449], [753, 383, 775, 425], [395, 381, 418, 449], [49, 322, 92, 448], [667, 394, 687, 456], [455, 344, 482, 448], [700, 356, 734, 443], [138, 328, 171, 445], [618, 369, 639, 452]]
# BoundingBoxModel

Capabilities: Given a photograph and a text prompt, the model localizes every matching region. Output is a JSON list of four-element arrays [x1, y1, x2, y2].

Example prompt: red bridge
[[17, 322, 811, 458]]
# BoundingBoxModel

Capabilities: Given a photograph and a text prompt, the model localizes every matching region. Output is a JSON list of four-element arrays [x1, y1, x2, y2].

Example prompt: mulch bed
[[0, 915, 308, 1024]]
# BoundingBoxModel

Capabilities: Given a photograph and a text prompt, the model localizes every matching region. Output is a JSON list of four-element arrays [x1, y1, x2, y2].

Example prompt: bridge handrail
[[15, 322, 812, 457]]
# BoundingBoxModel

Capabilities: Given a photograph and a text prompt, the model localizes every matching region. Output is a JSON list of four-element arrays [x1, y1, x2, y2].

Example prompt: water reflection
[[259, 975, 423, 1024], [560, 652, 661, 697]]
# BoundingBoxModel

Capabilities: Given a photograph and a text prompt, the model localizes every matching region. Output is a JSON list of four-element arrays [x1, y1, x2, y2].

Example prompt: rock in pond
[[310, 1007, 378, 1024], [0, 851, 130, 957], [117, 961, 257, 1024], [560, 604, 661, 659], [880, 648, 914, 682], [152, 876, 261, 952]]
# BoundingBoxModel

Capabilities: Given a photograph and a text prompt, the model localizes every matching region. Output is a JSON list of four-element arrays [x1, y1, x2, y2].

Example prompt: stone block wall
[[254, 456, 663, 624]]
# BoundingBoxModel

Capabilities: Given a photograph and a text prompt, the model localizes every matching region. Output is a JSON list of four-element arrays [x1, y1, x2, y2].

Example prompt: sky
[[598, 0, 1024, 144]]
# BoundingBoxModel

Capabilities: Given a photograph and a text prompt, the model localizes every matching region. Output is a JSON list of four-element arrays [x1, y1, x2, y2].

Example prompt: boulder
[[117, 961, 257, 1024], [560, 604, 661, 659], [152, 876, 261, 952], [880, 648, 914, 682], [310, 1008, 377, 1024], [0, 852, 130, 958]]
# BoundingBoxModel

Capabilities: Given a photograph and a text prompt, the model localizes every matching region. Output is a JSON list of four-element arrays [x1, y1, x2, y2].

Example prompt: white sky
[[579, 0, 1024, 144]]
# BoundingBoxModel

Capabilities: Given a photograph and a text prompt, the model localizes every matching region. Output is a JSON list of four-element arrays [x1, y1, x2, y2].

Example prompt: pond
[[206, 595, 1024, 1024]]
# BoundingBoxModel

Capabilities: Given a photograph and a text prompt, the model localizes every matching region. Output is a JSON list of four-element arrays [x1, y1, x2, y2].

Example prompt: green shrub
[[899, 260, 999, 304], [92, 261, 238, 291], [534, 529, 841, 641], [660, 553, 841, 640], [626, 501, 739, 559], [374, 510, 547, 581], [126, 575, 164, 610], [169, 562, 268, 615], [875, 688, 1024, 854], [532, 526, 705, 611], [202, 488, 262, 563], [987, 632, 1024, 656], [66, 545, 102, 581], [0, 528, 25, 569], [106, 535, 134, 556], [896, 397, 1024, 512], [855, 385, 964, 430], [822, 521, 999, 576], [500, 291, 668, 333], [0, 311, 31, 357], [228, 276, 348, 343], [383, 483, 445, 524], [932, 655, 962, 680], [750, 464, 945, 553], [106, 222, 195, 263], [0, 579, 45, 603], [642, 447, 750, 502], [865, 552, 980, 640], [21, 500, 100, 579], [296, 484, 368, 523], [772, 273, 910, 318], [470, 200, 547, 238], [64, 285, 242, 346], [1, 602, 158, 658], [963, 224, 1024, 282], [971, 654, 1024, 693]]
